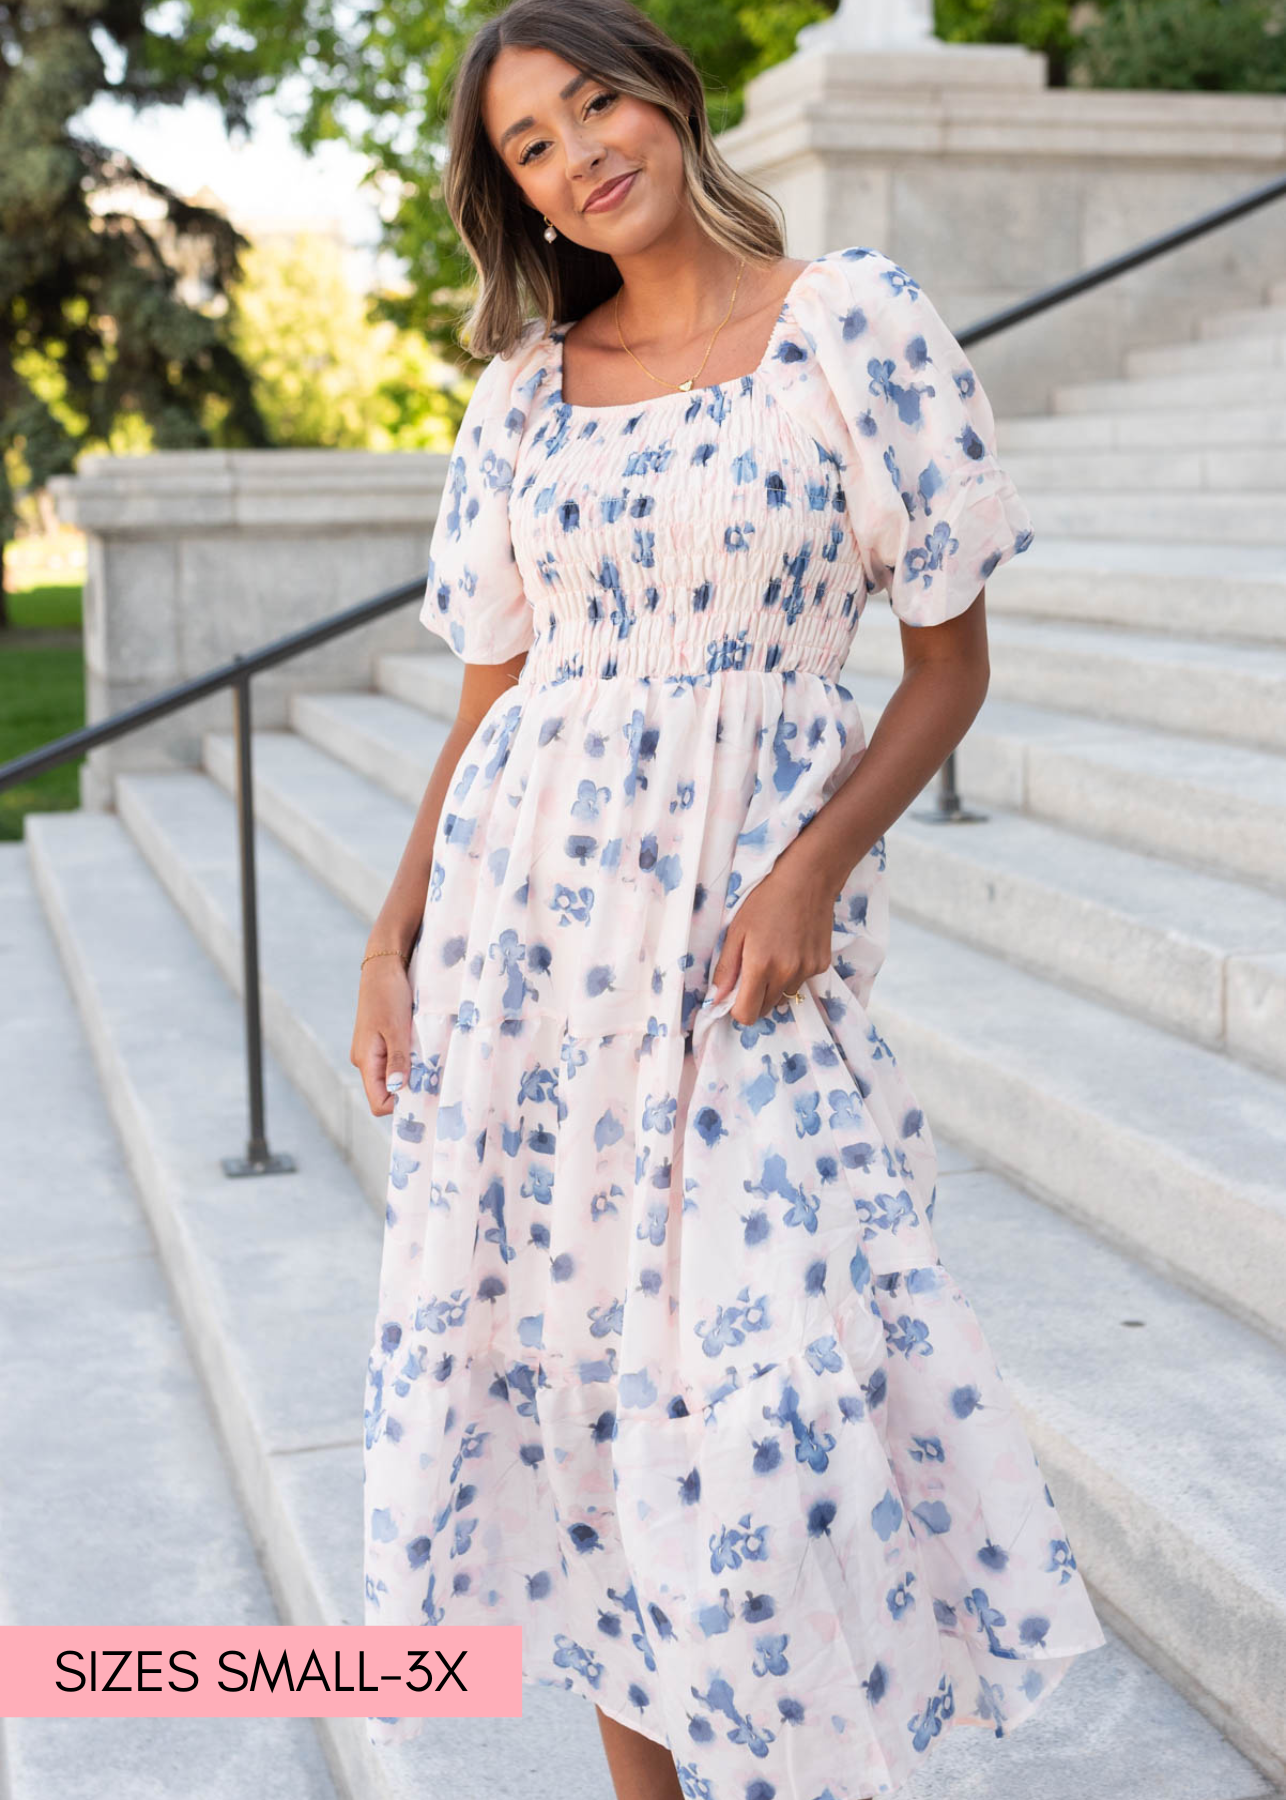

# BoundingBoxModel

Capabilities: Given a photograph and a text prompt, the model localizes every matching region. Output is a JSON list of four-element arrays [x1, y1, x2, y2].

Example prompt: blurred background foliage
[[227, 233, 465, 449]]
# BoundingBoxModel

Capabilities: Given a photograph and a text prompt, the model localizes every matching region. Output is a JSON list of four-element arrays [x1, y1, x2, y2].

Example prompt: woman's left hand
[[705, 843, 844, 1027]]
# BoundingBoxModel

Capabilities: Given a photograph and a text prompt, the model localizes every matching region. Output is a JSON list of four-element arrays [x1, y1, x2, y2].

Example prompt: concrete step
[[1005, 444, 1286, 493], [1125, 331, 1286, 378], [379, 652, 1286, 896], [930, 1138, 1286, 1789], [997, 404, 1286, 450], [114, 768, 392, 1207], [290, 688, 453, 812], [866, 908, 1286, 1350], [19, 812, 615, 1800], [914, 685, 1286, 895], [1023, 491, 1284, 546], [884, 802, 1286, 1080], [16, 827, 1283, 1800], [374, 655, 468, 726], [0, 844, 339, 1800], [203, 711, 433, 917], [1197, 301, 1286, 340], [1051, 365, 1286, 414], [137, 736, 424, 1213], [855, 601, 1286, 753], [978, 537, 1286, 643]]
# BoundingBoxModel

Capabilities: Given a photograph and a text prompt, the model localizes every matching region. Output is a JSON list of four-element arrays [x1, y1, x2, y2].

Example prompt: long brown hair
[[441, 0, 787, 360]]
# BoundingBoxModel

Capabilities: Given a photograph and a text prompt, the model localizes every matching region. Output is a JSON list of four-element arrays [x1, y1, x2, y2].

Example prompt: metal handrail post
[[938, 751, 961, 819], [222, 659, 297, 1178], [912, 747, 988, 825]]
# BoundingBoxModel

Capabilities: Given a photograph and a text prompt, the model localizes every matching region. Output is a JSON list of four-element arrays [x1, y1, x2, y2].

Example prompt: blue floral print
[[364, 245, 1105, 1796]]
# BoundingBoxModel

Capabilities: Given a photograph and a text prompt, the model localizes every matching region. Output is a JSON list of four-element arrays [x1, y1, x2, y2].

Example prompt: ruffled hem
[[508, 1626, 1102, 1796], [364, 1252, 1106, 1794]]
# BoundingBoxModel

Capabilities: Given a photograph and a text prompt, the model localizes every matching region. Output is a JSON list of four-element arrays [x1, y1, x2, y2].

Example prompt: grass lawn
[[0, 580, 86, 842]]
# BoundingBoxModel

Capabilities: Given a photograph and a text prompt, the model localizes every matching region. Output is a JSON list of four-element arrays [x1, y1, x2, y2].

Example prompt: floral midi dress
[[362, 243, 1107, 1796]]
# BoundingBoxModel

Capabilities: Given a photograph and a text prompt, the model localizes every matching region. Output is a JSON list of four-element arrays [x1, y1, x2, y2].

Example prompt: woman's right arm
[[349, 650, 527, 1117]]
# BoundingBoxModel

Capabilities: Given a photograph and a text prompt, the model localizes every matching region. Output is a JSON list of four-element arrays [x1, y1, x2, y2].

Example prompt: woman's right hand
[[350, 955, 414, 1117]]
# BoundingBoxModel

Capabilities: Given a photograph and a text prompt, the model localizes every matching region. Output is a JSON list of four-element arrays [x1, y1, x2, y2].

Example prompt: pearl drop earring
[[542, 214, 557, 243]]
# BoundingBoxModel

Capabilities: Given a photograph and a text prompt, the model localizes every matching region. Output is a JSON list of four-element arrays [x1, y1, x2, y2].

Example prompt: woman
[[352, 1, 1107, 1794]]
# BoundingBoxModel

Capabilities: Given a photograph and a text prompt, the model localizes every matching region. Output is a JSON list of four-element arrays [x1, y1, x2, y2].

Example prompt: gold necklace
[[613, 259, 747, 393]]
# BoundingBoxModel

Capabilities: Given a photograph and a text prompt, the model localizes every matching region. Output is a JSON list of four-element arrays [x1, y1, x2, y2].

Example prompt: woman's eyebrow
[[498, 69, 592, 150]]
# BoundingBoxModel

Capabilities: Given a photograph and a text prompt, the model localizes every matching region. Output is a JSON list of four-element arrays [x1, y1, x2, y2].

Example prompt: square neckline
[[547, 254, 826, 416]]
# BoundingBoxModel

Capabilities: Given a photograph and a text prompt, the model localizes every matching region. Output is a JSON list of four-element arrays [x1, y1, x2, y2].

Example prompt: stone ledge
[[767, 42, 1048, 91], [50, 449, 446, 535], [726, 56, 1286, 163]]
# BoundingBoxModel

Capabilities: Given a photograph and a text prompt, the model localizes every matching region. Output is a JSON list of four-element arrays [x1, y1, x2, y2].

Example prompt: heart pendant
[[678, 378, 694, 391]]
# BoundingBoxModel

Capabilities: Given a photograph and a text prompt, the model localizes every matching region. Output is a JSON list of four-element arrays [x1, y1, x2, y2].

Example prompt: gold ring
[[786, 990, 802, 1003]]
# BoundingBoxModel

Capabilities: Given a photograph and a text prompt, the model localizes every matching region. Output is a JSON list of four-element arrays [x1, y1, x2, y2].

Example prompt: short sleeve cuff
[[889, 470, 1034, 628], [419, 579, 535, 664]]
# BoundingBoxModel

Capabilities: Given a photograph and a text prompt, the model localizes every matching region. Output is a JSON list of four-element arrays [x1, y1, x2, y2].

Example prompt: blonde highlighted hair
[[441, 0, 787, 360]]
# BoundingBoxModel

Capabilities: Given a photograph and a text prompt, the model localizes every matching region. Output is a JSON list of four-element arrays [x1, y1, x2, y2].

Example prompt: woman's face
[[482, 45, 685, 253]]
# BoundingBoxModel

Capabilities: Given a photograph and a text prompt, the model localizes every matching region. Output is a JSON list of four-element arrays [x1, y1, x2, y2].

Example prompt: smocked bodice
[[420, 245, 1034, 692], [512, 351, 865, 688]]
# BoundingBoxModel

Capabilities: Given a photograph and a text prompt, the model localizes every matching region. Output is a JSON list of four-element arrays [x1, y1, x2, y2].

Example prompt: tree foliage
[[1076, 0, 1286, 92], [935, 0, 1286, 90], [181, 0, 1286, 367], [0, 0, 273, 618], [227, 230, 464, 449], [936, 0, 1078, 84]]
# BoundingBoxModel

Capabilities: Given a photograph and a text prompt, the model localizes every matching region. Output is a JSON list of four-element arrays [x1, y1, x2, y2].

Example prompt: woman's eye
[[518, 90, 617, 165]]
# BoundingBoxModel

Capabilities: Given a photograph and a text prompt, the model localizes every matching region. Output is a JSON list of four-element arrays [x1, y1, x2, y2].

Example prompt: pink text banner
[[0, 1626, 523, 1719]]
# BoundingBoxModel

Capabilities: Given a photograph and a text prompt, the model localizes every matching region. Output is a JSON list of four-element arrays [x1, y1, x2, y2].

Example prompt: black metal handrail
[[956, 169, 1286, 351], [0, 572, 422, 1178], [0, 573, 424, 784], [3, 167, 1284, 1175]]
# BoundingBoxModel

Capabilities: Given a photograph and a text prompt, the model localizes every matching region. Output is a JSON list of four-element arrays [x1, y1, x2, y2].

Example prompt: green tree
[[0, 0, 274, 625], [936, 0, 1077, 85], [1075, 0, 1286, 92], [227, 229, 464, 449]]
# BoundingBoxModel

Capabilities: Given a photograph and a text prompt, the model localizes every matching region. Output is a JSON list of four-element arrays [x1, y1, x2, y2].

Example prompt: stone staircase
[[4, 275, 1286, 1798]]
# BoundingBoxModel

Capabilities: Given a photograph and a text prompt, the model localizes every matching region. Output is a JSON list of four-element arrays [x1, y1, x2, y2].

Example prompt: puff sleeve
[[811, 248, 1034, 628], [420, 330, 538, 664]]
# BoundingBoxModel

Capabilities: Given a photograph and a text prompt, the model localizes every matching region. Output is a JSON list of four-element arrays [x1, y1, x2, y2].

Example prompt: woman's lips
[[584, 170, 639, 213]]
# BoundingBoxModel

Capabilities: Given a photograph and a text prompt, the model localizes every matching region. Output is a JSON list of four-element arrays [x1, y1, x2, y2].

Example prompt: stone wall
[[720, 46, 1286, 414], [49, 449, 440, 808]]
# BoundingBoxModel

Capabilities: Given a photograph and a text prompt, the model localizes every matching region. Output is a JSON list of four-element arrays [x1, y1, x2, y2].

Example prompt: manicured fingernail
[[387, 1072, 405, 1091]]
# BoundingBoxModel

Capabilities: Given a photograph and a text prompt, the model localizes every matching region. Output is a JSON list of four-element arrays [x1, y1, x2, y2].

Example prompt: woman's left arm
[[707, 589, 989, 1026]]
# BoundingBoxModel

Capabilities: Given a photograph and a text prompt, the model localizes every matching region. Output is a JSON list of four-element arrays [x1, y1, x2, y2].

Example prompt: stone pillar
[[797, 0, 939, 51], [48, 449, 442, 810], [717, 39, 1286, 416]]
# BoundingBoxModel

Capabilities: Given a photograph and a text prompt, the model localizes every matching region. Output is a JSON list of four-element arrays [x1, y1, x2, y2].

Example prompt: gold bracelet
[[361, 947, 410, 971]]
